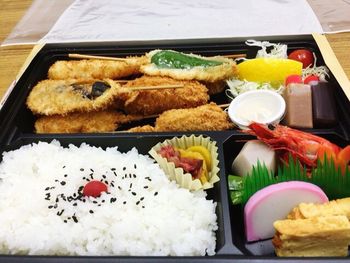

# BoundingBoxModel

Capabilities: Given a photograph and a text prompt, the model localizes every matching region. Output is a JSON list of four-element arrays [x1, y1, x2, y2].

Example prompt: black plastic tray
[[0, 35, 350, 262]]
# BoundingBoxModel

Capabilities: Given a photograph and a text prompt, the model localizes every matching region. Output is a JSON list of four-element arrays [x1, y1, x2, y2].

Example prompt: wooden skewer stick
[[125, 84, 184, 91], [218, 103, 230, 108], [223, 54, 246, 59], [114, 80, 131, 83], [69, 52, 246, 62], [130, 102, 230, 120], [68, 53, 130, 61]]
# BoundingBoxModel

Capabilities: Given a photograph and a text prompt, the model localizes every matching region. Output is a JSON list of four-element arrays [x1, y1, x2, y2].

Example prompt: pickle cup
[[149, 135, 220, 191]]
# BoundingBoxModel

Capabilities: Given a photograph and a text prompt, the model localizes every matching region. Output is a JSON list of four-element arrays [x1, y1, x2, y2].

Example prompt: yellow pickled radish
[[186, 146, 212, 170], [237, 58, 303, 87], [199, 161, 208, 184]]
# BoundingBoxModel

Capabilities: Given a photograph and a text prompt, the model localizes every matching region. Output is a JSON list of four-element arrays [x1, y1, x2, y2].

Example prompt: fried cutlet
[[126, 103, 233, 132], [26, 79, 122, 115], [48, 56, 147, 80], [155, 102, 233, 132], [119, 76, 209, 115], [35, 110, 144, 133]]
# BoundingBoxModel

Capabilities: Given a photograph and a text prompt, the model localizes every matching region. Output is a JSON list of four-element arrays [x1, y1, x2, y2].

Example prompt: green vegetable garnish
[[151, 50, 223, 70], [228, 155, 350, 205]]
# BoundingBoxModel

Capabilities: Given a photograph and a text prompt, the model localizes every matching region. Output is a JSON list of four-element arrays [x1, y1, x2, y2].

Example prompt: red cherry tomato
[[285, 74, 302, 86], [83, 180, 107, 197], [288, 49, 314, 68], [303, 75, 319, 84]]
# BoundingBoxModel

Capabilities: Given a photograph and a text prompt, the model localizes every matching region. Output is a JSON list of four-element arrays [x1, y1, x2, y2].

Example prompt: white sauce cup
[[228, 90, 286, 129]]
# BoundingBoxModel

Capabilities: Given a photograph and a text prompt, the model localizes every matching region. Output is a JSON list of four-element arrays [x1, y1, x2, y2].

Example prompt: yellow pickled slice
[[186, 146, 212, 170], [199, 161, 208, 184], [237, 58, 302, 87]]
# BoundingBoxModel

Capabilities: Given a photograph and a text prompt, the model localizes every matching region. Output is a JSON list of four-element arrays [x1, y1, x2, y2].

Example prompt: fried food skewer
[[48, 56, 147, 80], [126, 103, 234, 132], [26, 78, 185, 116], [118, 76, 209, 115], [68, 53, 246, 61], [35, 110, 145, 133]]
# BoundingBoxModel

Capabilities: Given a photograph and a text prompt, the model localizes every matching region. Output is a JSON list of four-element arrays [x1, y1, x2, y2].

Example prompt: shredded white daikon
[[226, 79, 284, 98], [245, 40, 288, 59], [302, 53, 329, 81]]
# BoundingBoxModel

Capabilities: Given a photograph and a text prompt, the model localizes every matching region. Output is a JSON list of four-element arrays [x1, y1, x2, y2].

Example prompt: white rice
[[0, 141, 217, 256]]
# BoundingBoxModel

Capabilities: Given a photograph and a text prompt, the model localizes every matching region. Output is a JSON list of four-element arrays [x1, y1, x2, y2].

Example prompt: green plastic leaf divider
[[228, 154, 350, 205]]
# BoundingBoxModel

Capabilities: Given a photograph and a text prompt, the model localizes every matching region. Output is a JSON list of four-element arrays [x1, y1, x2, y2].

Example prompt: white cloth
[[40, 0, 324, 43]]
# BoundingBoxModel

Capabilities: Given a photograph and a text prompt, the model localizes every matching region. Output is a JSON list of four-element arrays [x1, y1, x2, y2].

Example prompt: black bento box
[[0, 35, 350, 263]]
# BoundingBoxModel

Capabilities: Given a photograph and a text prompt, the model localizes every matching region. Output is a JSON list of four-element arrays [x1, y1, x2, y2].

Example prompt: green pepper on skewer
[[150, 50, 223, 70]]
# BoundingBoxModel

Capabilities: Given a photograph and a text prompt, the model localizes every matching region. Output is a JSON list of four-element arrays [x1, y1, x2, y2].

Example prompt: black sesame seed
[[93, 201, 98, 204], [140, 197, 144, 201], [82, 199, 86, 203], [123, 167, 126, 171], [90, 168, 94, 172], [98, 204, 101, 206], [63, 166, 66, 169], [129, 183, 132, 189], [136, 201, 140, 205], [83, 177, 86, 180], [142, 206, 145, 209], [102, 200, 105, 203], [48, 205, 53, 209], [111, 183, 115, 187], [113, 172, 118, 177], [73, 203, 77, 206], [55, 197, 59, 203], [80, 168, 84, 171], [68, 217, 71, 220], [133, 174, 137, 178], [72, 215, 78, 223], [45, 187, 50, 191], [131, 192, 136, 196], [57, 209, 64, 216], [154, 192, 158, 196], [60, 181, 66, 186], [104, 180, 109, 185], [55, 179, 59, 182], [86, 178, 90, 182], [64, 220, 67, 223], [64, 174, 68, 178], [123, 201, 126, 205], [143, 186, 148, 189], [90, 174, 94, 179], [110, 197, 117, 203], [118, 186, 122, 190], [89, 210, 94, 214], [134, 164, 137, 169], [111, 168, 116, 171], [102, 175, 106, 179], [73, 193, 77, 197]]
